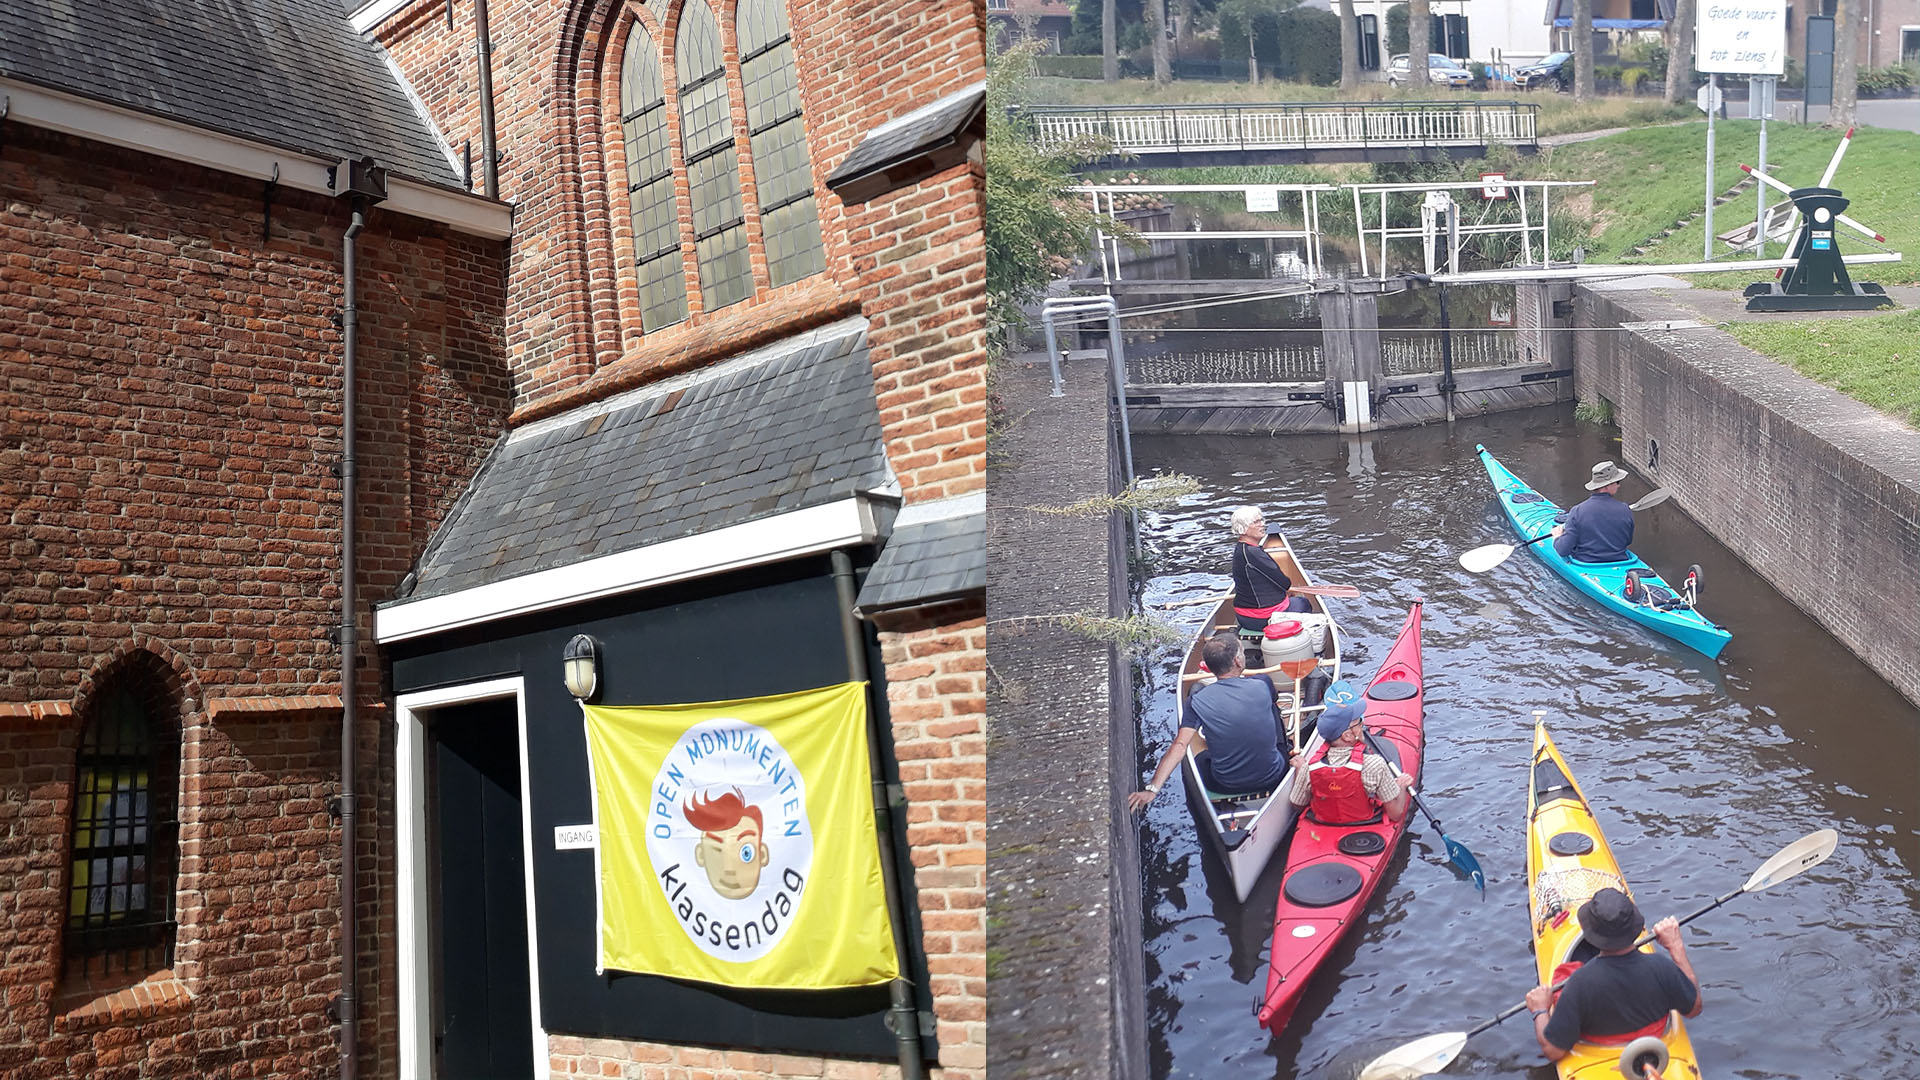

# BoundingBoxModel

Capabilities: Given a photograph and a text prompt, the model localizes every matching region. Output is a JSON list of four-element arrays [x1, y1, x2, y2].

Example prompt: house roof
[[397, 319, 894, 604], [0, 0, 461, 187]]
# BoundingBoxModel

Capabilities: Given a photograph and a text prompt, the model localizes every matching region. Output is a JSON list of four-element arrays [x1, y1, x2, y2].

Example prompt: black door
[[431, 697, 534, 1079]]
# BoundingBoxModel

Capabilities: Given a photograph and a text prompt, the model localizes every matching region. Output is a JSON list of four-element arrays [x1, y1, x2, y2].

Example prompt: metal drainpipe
[[474, 0, 500, 199], [829, 551, 927, 1080], [338, 196, 366, 1080]]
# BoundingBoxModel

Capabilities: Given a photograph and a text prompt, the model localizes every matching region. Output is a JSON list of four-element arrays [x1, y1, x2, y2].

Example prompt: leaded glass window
[[738, 0, 824, 286], [65, 683, 178, 978], [676, 0, 753, 311], [621, 22, 689, 332]]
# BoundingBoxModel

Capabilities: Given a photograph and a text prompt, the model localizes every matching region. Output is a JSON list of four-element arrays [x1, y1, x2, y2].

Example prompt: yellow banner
[[582, 681, 899, 990]]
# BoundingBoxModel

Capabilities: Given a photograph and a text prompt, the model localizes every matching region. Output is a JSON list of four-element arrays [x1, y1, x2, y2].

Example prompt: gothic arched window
[[620, 21, 689, 332], [675, 0, 753, 311], [66, 680, 179, 978], [738, 0, 824, 286]]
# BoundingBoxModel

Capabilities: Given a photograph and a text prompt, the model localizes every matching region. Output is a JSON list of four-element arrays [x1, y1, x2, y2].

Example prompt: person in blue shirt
[[1552, 461, 1635, 563], [1129, 633, 1289, 811]]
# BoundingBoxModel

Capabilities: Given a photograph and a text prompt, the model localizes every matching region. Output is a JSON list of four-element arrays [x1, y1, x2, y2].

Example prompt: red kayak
[[1256, 600, 1425, 1032]]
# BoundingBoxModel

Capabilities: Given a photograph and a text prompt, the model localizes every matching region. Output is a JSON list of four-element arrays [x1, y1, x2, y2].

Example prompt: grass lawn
[[1528, 120, 1920, 285], [1024, 76, 1695, 136], [1725, 310, 1920, 427]]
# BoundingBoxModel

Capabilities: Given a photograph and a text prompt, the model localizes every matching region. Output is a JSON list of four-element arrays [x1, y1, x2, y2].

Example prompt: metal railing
[[1126, 332, 1518, 385], [1026, 101, 1539, 155]]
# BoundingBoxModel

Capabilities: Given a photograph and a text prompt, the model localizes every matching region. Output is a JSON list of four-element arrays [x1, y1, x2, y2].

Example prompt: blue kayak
[[1476, 445, 1731, 659]]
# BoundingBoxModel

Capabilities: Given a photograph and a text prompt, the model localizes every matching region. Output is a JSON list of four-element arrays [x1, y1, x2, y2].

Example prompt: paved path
[[986, 352, 1146, 1080]]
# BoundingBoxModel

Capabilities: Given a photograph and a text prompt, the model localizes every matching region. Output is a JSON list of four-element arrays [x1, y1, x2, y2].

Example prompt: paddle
[[1356, 726, 1485, 892], [1355, 827, 1841, 1080], [1458, 489, 1674, 574], [1159, 583, 1361, 609]]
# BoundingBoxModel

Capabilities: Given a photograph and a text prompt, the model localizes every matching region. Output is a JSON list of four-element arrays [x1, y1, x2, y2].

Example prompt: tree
[[1408, 0, 1430, 86], [1662, 0, 1695, 105], [1572, 0, 1596, 101], [984, 42, 1120, 343], [1338, 0, 1361, 90], [1829, 0, 1860, 126], [1217, 0, 1263, 81], [1386, 3, 1408, 55], [1150, 0, 1171, 83]]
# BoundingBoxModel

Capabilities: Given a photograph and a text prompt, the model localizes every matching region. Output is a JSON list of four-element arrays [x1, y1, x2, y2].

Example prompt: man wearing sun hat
[[1550, 460, 1636, 563], [1523, 887, 1704, 1063], [1283, 681, 1414, 825]]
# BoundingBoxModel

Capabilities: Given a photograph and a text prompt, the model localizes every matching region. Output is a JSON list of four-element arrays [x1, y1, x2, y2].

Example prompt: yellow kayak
[[1527, 722, 1701, 1080]]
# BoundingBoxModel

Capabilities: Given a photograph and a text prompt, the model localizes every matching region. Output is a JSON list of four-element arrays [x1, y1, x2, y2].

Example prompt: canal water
[[1131, 405, 1920, 1079]]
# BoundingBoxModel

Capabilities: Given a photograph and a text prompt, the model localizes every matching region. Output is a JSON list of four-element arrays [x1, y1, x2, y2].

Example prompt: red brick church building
[[0, 0, 984, 1075]]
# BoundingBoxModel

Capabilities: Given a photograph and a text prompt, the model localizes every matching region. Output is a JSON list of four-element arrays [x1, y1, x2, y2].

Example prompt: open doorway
[[395, 678, 544, 1080]]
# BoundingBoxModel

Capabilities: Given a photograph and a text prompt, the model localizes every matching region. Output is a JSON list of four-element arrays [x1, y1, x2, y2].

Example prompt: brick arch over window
[[737, 0, 824, 287], [675, 0, 753, 312], [64, 650, 183, 981], [619, 19, 690, 332]]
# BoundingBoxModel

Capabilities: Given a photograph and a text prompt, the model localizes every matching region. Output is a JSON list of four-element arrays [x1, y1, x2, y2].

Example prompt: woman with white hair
[[1230, 506, 1311, 666]]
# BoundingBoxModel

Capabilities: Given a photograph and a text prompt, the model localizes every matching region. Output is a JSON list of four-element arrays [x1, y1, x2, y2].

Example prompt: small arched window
[[738, 0, 824, 286], [676, 0, 753, 312], [66, 679, 179, 978], [621, 22, 689, 332]]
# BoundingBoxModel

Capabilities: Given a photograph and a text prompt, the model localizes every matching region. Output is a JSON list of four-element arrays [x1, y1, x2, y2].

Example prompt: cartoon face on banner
[[645, 718, 812, 962]]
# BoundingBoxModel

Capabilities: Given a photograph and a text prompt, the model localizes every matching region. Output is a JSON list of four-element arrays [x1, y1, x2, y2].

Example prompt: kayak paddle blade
[[1458, 544, 1516, 574], [1629, 488, 1673, 512], [1443, 835, 1486, 893], [1356, 1033, 1468, 1080], [1742, 828, 1839, 893]]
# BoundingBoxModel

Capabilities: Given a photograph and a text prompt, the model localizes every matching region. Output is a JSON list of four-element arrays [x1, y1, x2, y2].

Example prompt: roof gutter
[[0, 77, 512, 240]]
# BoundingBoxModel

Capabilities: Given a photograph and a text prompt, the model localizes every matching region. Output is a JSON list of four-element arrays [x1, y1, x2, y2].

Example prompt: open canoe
[[1256, 600, 1424, 1032], [1528, 722, 1702, 1080], [1175, 532, 1344, 904], [1476, 445, 1731, 659]]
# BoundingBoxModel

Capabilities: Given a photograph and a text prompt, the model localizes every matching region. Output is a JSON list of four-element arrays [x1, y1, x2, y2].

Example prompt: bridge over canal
[[1024, 100, 1541, 169]]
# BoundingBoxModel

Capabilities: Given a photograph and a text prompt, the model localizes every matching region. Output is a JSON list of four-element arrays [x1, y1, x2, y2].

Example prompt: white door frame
[[393, 676, 546, 1080]]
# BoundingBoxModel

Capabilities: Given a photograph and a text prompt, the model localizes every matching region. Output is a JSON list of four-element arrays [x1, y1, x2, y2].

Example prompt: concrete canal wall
[[986, 353, 1149, 1080], [1575, 288, 1920, 707]]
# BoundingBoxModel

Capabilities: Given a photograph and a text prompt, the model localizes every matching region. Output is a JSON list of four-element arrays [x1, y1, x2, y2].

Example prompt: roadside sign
[[1696, 82, 1724, 113], [1481, 172, 1509, 199], [1747, 74, 1777, 118], [1245, 186, 1280, 213], [1697, 0, 1786, 75]]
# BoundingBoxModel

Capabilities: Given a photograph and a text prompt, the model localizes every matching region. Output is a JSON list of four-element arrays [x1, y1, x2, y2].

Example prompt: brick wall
[[373, 0, 986, 501], [0, 125, 510, 1078], [1575, 287, 1920, 706]]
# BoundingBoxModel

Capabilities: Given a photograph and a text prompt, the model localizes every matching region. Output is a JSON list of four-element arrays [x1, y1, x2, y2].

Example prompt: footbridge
[[1025, 100, 1540, 169]]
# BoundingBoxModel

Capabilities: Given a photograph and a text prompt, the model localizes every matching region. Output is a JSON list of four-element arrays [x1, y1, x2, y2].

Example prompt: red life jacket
[[1234, 602, 1287, 620], [1306, 740, 1378, 825], [1548, 960, 1675, 1045]]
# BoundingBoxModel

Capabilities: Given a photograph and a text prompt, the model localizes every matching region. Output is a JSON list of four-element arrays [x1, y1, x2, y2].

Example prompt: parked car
[[1515, 52, 1574, 91], [1387, 53, 1477, 89]]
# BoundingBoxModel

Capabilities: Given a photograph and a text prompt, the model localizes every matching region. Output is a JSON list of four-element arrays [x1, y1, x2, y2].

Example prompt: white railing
[[1029, 102, 1539, 155]]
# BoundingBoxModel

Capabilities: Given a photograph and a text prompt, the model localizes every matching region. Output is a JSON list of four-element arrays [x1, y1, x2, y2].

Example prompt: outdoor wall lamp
[[563, 633, 601, 702]]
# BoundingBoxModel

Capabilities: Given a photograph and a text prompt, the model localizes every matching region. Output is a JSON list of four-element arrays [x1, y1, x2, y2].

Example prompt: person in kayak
[[1229, 506, 1311, 666], [1524, 888, 1703, 1061], [1283, 684, 1414, 825], [1549, 461, 1634, 563], [1128, 633, 1289, 811]]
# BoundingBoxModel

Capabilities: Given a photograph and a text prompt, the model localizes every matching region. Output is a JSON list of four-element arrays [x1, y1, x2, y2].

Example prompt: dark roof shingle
[[1, 0, 461, 186], [856, 503, 985, 613], [400, 322, 893, 602]]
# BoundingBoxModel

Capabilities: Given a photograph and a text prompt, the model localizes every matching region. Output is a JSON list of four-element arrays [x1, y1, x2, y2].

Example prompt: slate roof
[[855, 497, 985, 613], [400, 321, 893, 602], [0, 0, 461, 187], [826, 82, 984, 193]]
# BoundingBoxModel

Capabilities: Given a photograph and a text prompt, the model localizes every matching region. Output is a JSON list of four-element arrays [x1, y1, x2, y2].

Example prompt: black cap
[[1577, 887, 1645, 951]]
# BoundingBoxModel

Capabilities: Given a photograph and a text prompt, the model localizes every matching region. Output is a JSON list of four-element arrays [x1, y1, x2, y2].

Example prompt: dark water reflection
[[1132, 405, 1920, 1079]]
